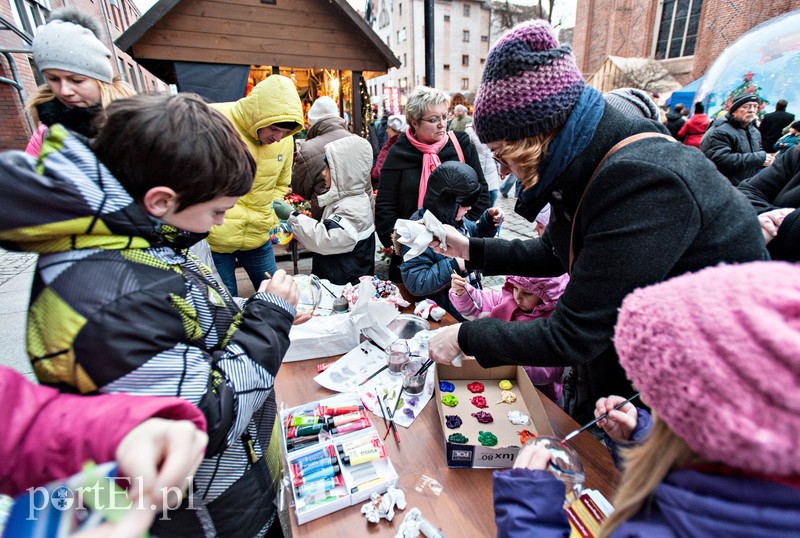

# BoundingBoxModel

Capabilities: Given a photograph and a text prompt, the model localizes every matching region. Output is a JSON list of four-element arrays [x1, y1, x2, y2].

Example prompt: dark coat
[[458, 105, 768, 423], [664, 110, 686, 138], [375, 131, 490, 281], [759, 109, 795, 152], [738, 145, 800, 261], [291, 116, 352, 220], [700, 114, 766, 186]]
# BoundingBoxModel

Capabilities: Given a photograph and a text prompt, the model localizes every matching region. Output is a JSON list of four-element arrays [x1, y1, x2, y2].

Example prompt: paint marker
[[296, 475, 344, 498], [293, 464, 340, 487]]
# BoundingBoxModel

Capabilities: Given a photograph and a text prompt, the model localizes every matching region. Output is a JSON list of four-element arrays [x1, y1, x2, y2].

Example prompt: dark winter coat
[[291, 116, 353, 220], [370, 134, 399, 189], [376, 131, 490, 281], [458, 105, 767, 423], [700, 113, 766, 186], [664, 110, 686, 138], [759, 109, 795, 152], [738, 145, 800, 261]]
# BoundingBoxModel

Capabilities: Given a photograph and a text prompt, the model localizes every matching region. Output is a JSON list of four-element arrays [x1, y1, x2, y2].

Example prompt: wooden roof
[[116, 0, 400, 81]]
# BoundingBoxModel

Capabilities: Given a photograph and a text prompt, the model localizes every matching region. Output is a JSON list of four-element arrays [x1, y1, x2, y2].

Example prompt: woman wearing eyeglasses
[[375, 86, 490, 281], [425, 20, 768, 424]]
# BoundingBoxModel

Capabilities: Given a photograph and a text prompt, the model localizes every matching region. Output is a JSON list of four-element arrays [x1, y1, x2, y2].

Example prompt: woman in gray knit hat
[[25, 7, 134, 156]]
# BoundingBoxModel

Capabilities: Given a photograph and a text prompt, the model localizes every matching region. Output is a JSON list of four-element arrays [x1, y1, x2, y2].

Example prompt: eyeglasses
[[492, 151, 511, 169], [419, 116, 446, 125]]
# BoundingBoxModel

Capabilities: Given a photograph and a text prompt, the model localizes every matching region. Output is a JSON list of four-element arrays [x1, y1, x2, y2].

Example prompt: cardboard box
[[280, 394, 398, 524], [434, 362, 554, 468]]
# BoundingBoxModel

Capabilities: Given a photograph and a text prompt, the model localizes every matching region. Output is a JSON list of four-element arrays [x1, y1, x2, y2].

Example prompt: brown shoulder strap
[[568, 132, 675, 274]]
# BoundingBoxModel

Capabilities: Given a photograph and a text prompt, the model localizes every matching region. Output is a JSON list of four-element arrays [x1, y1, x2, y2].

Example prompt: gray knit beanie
[[32, 7, 113, 83]]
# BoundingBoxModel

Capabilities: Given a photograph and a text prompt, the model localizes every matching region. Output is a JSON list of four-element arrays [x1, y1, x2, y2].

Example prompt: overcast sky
[[134, 0, 575, 27]]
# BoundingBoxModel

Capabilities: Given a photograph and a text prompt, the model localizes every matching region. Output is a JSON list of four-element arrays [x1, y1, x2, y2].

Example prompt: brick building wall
[[0, 0, 167, 151], [573, 0, 800, 86]]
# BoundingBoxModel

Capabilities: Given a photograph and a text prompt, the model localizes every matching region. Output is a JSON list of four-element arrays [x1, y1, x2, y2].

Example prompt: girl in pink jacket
[[449, 272, 569, 402]]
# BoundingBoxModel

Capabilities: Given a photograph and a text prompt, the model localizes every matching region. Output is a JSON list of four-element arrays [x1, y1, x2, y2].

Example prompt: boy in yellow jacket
[[207, 75, 304, 296]]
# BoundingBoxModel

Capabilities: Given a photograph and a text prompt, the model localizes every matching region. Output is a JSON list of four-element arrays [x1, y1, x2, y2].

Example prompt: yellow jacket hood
[[229, 75, 304, 141]]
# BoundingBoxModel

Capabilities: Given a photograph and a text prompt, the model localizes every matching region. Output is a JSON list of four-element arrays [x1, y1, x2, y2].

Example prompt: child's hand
[[451, 272, 466, 296], [513, 443, 552, 470], [258, 269, 299, 308], [272, 200, 294, 221], [488, 207, 504, 226], [594, 395, 638, 443]]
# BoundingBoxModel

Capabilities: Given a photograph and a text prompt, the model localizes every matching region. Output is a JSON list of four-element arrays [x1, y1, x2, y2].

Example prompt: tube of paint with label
[[287, 422, 326, 439], [290, 414, 322, 427], [292, 456, 338, 477], [293, 464, 340, 487], [286, 435, 320, 452], [292, 445, 335, 466], [325, 410, 368, 428], [317, 405, 363, 417], [337, 433, 380, 455], [341, 445, 386, 466], [330, 417, 372, 436], [296, 475, 344, 498]]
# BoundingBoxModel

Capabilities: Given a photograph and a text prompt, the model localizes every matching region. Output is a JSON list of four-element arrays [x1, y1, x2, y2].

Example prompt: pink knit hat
[[614, 261, 800, 476], [505, 273, 568, 311]]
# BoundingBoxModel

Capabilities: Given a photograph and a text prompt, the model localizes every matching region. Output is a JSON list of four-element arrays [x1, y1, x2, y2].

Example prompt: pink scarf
[[406, 128, 450, 208]]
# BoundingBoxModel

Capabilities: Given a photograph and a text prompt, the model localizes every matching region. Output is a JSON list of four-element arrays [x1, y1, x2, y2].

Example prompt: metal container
[[387, 314, 431, 339]]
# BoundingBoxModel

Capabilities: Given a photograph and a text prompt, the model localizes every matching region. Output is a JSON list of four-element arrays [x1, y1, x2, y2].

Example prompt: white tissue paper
[[394, 210, 447, 261], [284, 278, 400, 361]]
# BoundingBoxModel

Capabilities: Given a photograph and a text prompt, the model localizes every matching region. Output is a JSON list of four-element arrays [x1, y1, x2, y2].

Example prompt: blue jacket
[[400, 208, 497, 320], [494, 409, 800, 537]]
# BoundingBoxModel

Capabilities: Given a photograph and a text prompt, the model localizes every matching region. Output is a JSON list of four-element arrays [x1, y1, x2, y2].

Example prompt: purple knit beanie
[[472, 19, 585, 144], [614, 261, 800, 476]]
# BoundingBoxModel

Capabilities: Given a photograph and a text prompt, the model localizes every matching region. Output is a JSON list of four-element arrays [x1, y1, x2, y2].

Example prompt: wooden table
[[275, 311, 620, 536]]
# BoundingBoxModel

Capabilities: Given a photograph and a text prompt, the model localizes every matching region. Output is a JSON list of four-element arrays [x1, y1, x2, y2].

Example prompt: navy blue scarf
[[515, 86, 606, 222]]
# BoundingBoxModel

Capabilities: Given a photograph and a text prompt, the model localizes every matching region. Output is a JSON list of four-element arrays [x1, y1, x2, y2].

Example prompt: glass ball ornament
[[523, 436, 585, 505]]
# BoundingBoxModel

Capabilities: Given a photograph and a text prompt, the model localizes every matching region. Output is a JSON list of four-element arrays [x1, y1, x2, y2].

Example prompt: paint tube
[[337, 432, 381, 454], [296, 475, 344, 498], [341, 445, 387, 466], [286, 435, 320, 452], [350, 477, 386, 494], [291, 456, 338, 477], [293, 464, 340, 487], [330, 417, 372, 436], [325, 410, 368, 428], [317, 405, 363, 417], [291, 445, 335, 466], [289, 414, 322, 427], [286, 422, 326, 439]]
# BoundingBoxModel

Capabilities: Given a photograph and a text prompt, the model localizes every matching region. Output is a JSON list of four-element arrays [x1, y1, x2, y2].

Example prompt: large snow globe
[[694, 10, 800, 120]]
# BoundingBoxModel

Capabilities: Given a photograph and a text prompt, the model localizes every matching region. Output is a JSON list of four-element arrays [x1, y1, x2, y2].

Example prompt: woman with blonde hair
[[494, 261, 800, 537], [375, 85, 490, 281], [25, 7, 134, 156], [426, 19, 766, 423]]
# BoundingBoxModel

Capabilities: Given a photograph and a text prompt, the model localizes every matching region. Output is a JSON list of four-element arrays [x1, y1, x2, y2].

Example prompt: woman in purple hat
[[426, 19, 767, 423]]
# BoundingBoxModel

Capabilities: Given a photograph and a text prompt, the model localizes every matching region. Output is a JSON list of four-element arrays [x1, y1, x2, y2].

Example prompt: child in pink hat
[[494, 261, 800, 536], [449, 268, 569, 403]]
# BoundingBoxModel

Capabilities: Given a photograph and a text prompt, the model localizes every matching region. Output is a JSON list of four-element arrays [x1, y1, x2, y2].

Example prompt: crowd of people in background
[[1, 6, 799, 538]]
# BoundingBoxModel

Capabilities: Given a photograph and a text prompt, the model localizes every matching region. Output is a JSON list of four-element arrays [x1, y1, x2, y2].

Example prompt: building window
[[10, 0, 50, 36], [397, 28, 407, 44], [403, 53, 407, 66], [654, 0, 703, 59], [444, 14, 450, 22], [462, 54, 469, 67], [398, 2, 402, 16], [463, 30, 470, 42], [463, 4, 470, 16], [461, 77, 469, 90], [481, 35, 489, 42], [444, 64, 450, 70]]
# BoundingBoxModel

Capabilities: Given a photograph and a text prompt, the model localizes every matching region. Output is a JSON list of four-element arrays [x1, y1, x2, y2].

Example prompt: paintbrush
[[358, 364, 389, 386], [414, 358, 434, 377], [452, 269, 481, 311], [375, 386, 390, 435], [560, 392, 640, 445], [312, 275, 339, 299], [383, 391, 402, 445]]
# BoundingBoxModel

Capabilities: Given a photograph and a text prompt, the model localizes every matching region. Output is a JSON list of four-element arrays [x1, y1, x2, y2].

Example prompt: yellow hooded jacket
[[207, 75, 304, 253]]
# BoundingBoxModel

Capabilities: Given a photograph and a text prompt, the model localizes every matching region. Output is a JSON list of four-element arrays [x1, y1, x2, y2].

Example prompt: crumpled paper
[[394, 210, 447, 261]]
